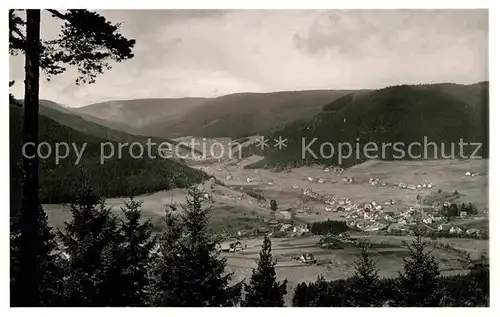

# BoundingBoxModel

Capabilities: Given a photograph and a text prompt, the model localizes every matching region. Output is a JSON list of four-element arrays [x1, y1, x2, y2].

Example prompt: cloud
[[9, 9, 488, 107]]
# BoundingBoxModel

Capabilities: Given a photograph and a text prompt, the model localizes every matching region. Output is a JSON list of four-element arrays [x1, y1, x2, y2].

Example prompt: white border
[[1, 0, 498, 315]]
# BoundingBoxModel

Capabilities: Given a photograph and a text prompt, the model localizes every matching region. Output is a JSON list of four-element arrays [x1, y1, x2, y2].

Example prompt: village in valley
[[44, 144, 489, 302], [196, 154, 488, 241], [149, 147, 487, 299]]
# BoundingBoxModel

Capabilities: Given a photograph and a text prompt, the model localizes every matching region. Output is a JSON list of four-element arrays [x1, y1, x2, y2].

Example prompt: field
[[224, 235, 486, 305]]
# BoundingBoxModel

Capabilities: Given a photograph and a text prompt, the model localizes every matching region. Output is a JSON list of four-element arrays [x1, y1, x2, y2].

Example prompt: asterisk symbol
[[274, 136, 287, 150], [256, 136, 269, 150]]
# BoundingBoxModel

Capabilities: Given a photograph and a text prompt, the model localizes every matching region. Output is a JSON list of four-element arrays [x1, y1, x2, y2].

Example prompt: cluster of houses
[[324, 166, 344, 174], [465, 171, 480, 177], [398, 182, 434, 190], [435, 223, 482, 236], [365, 178, 435, 191], [305, 176, 328, 184]]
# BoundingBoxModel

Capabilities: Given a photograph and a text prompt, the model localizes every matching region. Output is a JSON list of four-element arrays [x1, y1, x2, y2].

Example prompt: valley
[[30, 83, 488, 303]]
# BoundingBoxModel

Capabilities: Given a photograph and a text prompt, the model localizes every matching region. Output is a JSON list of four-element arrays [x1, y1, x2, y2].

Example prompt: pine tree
[[9, 9, 135, 306], [149, 187, 239, 306], [270, 199, 278, 211], [394, 228, 443, 306], [292, 282, 310, 306], [448, 203, 459, 217], [311, 275, 335, 307], [347, 242, 382, 307], [116, 197, 156, 306], [10, 204, 65, 306], [59, 182, 122, 306], [242, 236, 287, 307], [467, 203, 478, 215]]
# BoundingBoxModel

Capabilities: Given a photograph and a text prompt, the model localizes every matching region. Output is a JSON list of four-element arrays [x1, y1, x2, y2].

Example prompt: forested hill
[[245, 82, 489, 169], [29, 99, 200, 156], [10, 104, 208, 210]]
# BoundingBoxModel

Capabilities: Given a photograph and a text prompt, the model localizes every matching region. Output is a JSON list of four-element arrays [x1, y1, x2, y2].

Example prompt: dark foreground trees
[[9, 9, 135, 306], [242, 236, 287, 307], [292, 230, 489, 307], [346, 241, 383, 307], [148, 188, 240, 306], [393, 229, 443, 306], [9, 178, 490, 306], [117, 197, 156, 306], [59, 183, 122, 306]]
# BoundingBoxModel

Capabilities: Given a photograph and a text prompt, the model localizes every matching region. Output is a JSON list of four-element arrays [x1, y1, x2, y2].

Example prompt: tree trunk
[[18, 9, 41, 306]]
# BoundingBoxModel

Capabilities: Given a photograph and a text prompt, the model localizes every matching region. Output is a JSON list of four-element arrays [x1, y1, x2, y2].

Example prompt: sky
[[9, 9, 488, 107]]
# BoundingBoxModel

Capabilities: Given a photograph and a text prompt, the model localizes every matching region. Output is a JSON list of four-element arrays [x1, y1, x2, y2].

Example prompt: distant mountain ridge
[[73, 97, 208, 135], [71, 90, 356, 139]]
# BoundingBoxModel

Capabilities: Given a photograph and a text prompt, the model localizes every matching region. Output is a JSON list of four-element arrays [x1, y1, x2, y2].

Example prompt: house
[[298, 253, 316, 264], [293, 225, 309, 235], [423, 217, 433, 224], [449, 226, 463, 234], [219, 240, 243, 253], [466, 228, 480, 236], [460, 211, 468, 219], [465, 172, 471, 176], [246, 177, 252, 183], [280, 223, 292, 231], [233, 241, 243, 252]]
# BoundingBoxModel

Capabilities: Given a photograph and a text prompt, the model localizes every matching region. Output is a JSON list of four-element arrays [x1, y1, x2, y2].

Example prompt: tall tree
[[149, 187, 239, 306], [346, 241, 382, 307], [116, 197, 156, 306], [11, 10, 49, 306], [242, 236, 287, 307], [9, 9, 135, 306], [394, 228, 443, 306], [58, 181, 121, 306]]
